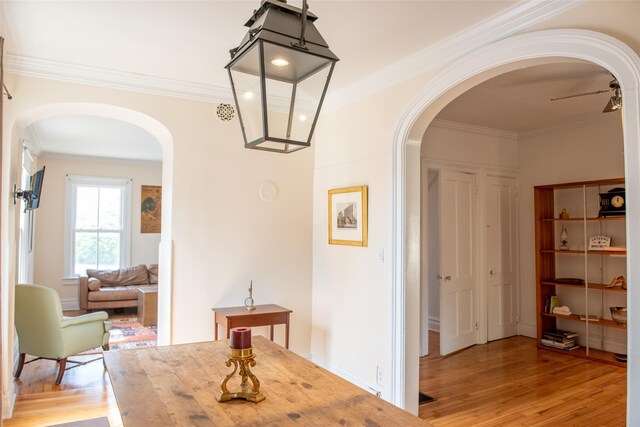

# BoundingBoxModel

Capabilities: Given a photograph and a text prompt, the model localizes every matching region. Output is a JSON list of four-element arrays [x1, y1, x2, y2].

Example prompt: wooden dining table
[[104, 336, 430, 426]]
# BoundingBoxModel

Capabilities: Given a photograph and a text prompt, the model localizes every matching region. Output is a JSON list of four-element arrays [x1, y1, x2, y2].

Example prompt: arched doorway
[[9, 102, 174, 360], [391, 29, 640, 421]]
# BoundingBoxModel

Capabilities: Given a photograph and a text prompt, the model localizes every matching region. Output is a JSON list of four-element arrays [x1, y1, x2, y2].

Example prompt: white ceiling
[[3, 1, 611, 157], [437, 61, 621, 132], [24, 115, 163, 161]]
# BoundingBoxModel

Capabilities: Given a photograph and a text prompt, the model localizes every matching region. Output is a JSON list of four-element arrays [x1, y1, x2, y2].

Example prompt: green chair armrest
[[61, 311, 108, 328]]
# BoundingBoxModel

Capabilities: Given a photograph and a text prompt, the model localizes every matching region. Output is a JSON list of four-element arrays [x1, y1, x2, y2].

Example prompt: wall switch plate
[[376, 365, 383, 385], [377, 248, 384, 264]]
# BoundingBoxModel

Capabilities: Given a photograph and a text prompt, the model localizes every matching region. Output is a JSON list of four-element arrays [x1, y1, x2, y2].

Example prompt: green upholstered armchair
[[14, 284, 112, 385]]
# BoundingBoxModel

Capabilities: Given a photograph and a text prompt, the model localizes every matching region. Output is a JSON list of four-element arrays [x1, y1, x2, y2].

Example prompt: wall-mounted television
[[15, 166, 46, 211]]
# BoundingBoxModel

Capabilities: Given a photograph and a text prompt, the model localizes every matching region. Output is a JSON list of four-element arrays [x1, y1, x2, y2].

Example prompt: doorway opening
[[10, 103, 174, 391], [390, 30, 640, 421]]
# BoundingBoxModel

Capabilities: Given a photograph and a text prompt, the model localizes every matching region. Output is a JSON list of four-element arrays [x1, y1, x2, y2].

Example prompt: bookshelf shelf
[[541, 281, 627, 293], [540, 249, 627, 255], [539, 216, 625, 222], [536, 343, 626, 368], [535, 178, 627, 367], [541, 312, 627, 329]]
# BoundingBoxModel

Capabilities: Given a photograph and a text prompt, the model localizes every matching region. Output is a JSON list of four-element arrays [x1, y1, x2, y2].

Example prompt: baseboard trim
[[61, 298, 80, 311], [310, 355, 385, 400], [2, 385, 16, 420], [428, 316, 440, 332], [518, 323, 536, 338]]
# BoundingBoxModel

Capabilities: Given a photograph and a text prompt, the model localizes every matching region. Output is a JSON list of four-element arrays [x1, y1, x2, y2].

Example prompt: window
[[65, 176, 132, 278]]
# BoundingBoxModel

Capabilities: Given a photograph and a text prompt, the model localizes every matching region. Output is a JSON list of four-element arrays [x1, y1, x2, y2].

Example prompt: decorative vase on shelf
[[559, 226, 569, 250]]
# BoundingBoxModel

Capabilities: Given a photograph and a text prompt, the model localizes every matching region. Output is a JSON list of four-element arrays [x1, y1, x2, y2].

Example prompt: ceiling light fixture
[[226, 0, 339, 153]]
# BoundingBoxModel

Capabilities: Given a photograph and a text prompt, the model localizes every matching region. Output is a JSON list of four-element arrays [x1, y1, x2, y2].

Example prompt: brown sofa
[[78, 264, 158, 311]]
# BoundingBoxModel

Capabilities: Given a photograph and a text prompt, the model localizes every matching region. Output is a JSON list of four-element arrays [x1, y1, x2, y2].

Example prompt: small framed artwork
[[328, 185, 368, 246], [141, 185, 162, 233]]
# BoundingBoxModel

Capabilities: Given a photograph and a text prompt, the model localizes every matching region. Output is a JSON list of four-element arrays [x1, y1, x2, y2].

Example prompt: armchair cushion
[[87, 277, 102, 291], [61, 311, 108, 328]]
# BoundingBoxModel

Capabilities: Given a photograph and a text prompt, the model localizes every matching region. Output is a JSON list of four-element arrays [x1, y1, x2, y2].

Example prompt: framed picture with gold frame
[[328, 185, 368, 246]]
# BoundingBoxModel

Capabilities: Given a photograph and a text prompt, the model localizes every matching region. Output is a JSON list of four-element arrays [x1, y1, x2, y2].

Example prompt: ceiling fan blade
[[550, 88, 614, 101]]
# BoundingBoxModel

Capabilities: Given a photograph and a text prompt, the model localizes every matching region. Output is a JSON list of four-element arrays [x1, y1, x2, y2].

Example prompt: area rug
[[47, 416, 110, 427], [108, 317, 157, 350]]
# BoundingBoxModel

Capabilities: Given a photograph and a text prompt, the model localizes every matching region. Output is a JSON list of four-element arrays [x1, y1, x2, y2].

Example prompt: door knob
[[436, 274, 443, 279], [489, 269, 494, 276], [444, 276, 451, 281]]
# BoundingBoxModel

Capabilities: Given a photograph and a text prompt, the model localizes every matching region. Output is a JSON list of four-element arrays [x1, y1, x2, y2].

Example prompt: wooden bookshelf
[[534, 178, 627, 367], [541, 312, 627, 330]]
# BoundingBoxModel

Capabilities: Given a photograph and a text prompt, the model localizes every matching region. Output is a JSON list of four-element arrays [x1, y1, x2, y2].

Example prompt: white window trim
[[64, 175, 132, 279]]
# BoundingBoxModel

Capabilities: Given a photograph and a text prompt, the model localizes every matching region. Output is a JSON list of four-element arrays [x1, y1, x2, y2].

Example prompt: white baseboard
[[428, 316, 440, 332], [2, 385, 16, 420], [518, 323, 536, 338], [310, 355, 385, 399], [61, 298, 79, 311]]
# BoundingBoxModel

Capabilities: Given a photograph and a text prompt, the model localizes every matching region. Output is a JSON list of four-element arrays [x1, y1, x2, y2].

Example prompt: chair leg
[[55, 358, 67, 385], [14, 353, 25, 379], [102, 343, 110, 351]]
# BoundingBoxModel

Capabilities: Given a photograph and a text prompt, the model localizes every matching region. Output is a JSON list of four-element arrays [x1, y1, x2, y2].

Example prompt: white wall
[[517, 114, 625, 337], [31, 153, 162, 307], [311, 2, 640, 413], [2, 74, 314, 414]]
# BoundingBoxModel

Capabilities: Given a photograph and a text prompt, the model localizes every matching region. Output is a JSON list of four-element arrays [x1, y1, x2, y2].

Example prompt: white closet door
[[439, 170, 478, 355], [486, 176, 518, 341]]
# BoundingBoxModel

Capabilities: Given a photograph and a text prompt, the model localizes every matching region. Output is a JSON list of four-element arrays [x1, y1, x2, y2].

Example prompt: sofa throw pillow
[[87, 277, 102, 291], [87, 264, 150, 286], [148, 264, 158, 284]]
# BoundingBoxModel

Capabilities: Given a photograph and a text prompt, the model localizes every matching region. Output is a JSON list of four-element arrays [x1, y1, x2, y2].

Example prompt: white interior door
[[486, 176, 518, 341], [439, 170, 477, 355]]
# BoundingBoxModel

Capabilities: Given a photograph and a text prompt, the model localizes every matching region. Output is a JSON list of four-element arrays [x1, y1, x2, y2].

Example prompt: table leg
[[215, 322, 218, 340], [270, 325, 274, 341], [285, 314, 290, 349]]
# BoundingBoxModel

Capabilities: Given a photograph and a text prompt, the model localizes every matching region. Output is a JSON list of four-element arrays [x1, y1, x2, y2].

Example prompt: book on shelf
[[540, 340, 580, 351], [542, 333, 575, 344], [548, 295, 560, 313], [542, 329, 579, 340]]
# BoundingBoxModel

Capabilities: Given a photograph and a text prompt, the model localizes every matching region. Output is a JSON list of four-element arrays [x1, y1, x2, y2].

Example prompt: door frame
[[390, 29, 640, 418], [421, 159, 519, 355]]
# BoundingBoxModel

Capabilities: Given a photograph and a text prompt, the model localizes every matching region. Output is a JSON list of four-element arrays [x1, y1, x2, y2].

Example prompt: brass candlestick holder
[[215, 347, 265, 403]]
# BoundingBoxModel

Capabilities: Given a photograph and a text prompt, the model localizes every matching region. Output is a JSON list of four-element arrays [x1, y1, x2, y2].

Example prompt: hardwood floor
[[419, 331, 626, 426], [5, 328, 627, 426], [4, 310, 138, 427]]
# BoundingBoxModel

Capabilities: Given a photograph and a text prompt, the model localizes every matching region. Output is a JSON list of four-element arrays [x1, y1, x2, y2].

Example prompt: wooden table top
[[105, 336, 430, 426], [211, 304, 292, 318]]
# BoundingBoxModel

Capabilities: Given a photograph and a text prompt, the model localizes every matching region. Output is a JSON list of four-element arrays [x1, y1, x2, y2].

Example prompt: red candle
[[230, 327, 252, 349]]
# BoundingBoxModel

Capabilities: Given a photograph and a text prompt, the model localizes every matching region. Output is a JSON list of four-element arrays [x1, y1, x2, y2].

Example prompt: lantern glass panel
[[229, 45, 264, 144], [263, 42, 333, 143]]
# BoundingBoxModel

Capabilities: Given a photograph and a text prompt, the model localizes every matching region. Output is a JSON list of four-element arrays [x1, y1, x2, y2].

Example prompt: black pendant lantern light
[[226, 0, 338, 153]]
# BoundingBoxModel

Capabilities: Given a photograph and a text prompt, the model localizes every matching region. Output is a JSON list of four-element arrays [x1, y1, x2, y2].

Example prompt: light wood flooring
[[419, 331, 626, 426], [5, 330, 627, 426]]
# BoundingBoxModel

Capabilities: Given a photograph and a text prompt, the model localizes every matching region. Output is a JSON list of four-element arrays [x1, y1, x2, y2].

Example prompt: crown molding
[[518, 112, 621, 140], [4, 54, 234, 104], [4, 2, 580, 107], [324, 0, 581, 112], [430, 119, 518, 140], [38, 151, 163, 167]]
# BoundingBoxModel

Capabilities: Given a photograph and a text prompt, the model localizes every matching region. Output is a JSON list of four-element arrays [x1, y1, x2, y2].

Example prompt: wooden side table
[[137, 285, 158, 326], [212, 304, 293, 349]]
